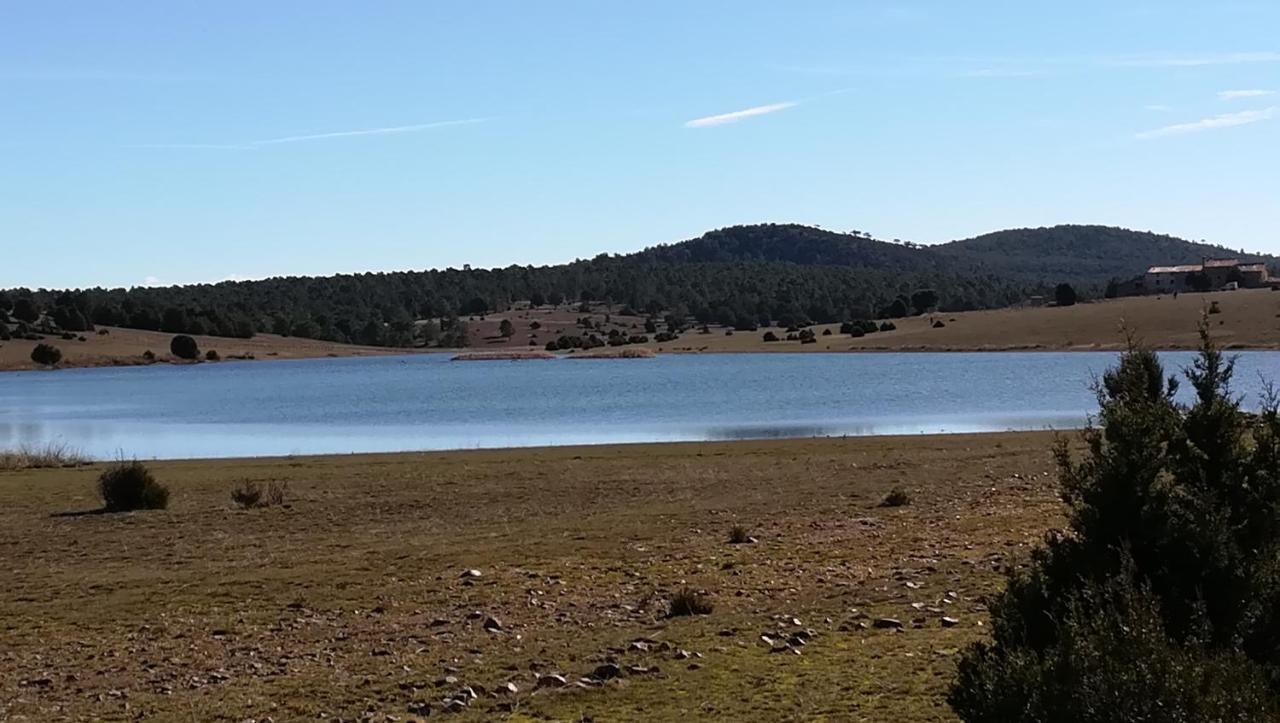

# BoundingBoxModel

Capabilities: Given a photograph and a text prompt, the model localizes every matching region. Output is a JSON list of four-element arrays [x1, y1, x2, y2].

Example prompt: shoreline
[[6, 340, 1279, 373]]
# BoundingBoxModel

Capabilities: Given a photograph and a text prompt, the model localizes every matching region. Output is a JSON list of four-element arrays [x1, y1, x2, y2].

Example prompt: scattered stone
[[873, 618, 903, 630], [429, 618, 451, 627], [441, 698, 467, 713], [498, 681, 519, 695], [628, 641, 650, 652], [626, 665, 658, 675], [434, 676, 458, 688], [482, 616, 504, 632], [941, 617, 961, 628], [536, 673, 568, 689], [460, 569, 482, 579], [674, 649, 691, 660]]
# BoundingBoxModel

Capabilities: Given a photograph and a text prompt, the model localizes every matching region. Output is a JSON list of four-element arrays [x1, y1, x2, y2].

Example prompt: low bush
[[205, 350, 220, 361], [30, 343, 62, 367], [230, 479, 287, 509], [142, 350, 156, 361], [728, 525, 752, 544], [1209, 301, 1222, 314], [933, 320, 946, 328], [763, 331, 779, 342], [881, 487, 911, 507], [879, 321, 897, 332], [668, 587, 713, 617], [170, 334, 200, 360], [98, 461, 169, 511]]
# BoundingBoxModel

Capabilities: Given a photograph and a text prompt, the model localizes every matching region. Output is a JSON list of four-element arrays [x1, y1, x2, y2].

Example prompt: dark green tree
[[30, 343, 62, 367], [949, 326, 1280, 721], [499, 319, 515, 338], [1054, 282, 1078, 307], [13, 298, 39, 323], [169, 334, 200, 360], [910, 288, 939, 315]]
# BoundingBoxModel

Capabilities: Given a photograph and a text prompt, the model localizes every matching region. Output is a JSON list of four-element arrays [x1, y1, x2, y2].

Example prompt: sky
[[2, 1, 1278, 289]]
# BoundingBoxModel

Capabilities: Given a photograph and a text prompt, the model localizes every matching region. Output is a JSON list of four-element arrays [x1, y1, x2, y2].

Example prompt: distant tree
[[762, 331, 779, 342], [530, 291, 546, 307], [13, 298, 39, 323], [950, 328, 1280, 721], [879, 297, 909, 319], [52, 305, 92, 332], [910, 289, 939, 315], [359, 319, 384, 346], [169, 334, 199, 360], [0, 292, 11, 313], [499, 319, 515, 338], [644, 319, 658, 334], [30, 343, 61, 367], [1054, 283, 1078, 307], [1104, 278, 1120, 299], [463, 297, 489, 315], [160, 306, 188, 333]]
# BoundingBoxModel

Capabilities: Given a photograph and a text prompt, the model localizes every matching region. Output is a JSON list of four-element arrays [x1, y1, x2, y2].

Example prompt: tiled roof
[[1203, 258, 1240, 268], [1147, 265, 1201, 274]]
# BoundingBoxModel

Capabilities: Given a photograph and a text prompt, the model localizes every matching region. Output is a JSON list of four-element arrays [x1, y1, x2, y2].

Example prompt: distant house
[[1142, 258, 1272, 294]]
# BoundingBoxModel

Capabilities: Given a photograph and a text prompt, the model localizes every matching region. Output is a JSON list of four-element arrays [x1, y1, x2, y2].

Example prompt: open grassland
[[471, 288, 1280, 355], [0, 434, 1068, 721], [0, 326, 404, 371]]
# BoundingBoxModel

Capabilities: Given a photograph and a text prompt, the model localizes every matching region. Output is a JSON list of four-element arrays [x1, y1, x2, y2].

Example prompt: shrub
[[142, 350, 156, 361], [170, 334, 199, 360], [1054, 282, 1078, 307], [879, 321, 897, 332], [821, 328, 832, 336], [728, 525, 752, 544], [949, 325, 1280, 721], [205, 350, 220, 361], [932, 320, 946, 328], [98, 461, 169, 511], [30, 343, 62, 367], [97, 328, 110, 335], [668, 587, 713, 617], [1209, 300, 1222, 314], [231, 480, 287, 509], [880, 487, 911, 507], [763, 331, 779, 342], [0, 442, 87, 471], [0, 325, 9, 341]]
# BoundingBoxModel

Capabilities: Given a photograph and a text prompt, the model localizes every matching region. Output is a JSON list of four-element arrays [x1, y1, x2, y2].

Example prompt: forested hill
[[933, 225, 1275, 284], [2, 223, 1271, 349]]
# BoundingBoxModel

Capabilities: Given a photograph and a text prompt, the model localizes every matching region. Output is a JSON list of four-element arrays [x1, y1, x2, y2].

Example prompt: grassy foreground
[[0, 435, 1068, 721]]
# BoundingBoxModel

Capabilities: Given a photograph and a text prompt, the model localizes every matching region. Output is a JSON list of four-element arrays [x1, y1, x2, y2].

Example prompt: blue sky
[[2, 1, 1278, 289]]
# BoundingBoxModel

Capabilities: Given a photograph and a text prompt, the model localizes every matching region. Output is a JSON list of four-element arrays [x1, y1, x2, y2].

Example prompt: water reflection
[[0, 351, 1274, 460]]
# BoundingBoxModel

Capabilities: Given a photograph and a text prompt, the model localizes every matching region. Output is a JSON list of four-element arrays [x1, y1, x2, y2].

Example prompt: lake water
[[1, 352, 1277, 460]]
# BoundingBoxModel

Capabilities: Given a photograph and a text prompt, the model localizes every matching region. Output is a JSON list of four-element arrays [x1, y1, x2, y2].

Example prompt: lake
[[1, 351, 1277, 460]]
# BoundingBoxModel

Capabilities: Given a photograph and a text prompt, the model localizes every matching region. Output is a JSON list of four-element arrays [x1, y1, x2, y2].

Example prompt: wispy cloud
[[1136, 107, 1277, 140], [253, 118, 487, 145], [1219, 89, 1275, 100], [137, 118, 488, 150], [1109, 51, 1280, 67], [958, 68, 1041, 78], [685, 101, 798, 128]]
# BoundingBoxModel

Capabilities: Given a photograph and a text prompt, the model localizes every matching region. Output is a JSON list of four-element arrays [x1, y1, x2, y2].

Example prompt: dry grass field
[[0, 326, 405, 371], [470, 288, 1280, 355], [0, 433, 1068, 722]]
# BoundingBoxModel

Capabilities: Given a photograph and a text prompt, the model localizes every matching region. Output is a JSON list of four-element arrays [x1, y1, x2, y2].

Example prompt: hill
[[2, 223, 1274, 351], [933, 224, 1274, 284]]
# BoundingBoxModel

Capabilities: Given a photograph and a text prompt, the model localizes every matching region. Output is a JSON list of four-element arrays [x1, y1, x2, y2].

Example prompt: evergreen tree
[[950, 324, 1280, 721]]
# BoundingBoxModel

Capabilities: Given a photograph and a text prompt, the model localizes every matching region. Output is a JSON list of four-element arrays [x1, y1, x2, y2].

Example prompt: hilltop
[[2, 223, 1275, 355]]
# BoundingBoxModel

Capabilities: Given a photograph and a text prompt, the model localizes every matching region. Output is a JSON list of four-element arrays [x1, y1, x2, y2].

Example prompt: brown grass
[[0, 325, 409, 371], [0, 442, 88, 471], [0, 433, 1068, 721]]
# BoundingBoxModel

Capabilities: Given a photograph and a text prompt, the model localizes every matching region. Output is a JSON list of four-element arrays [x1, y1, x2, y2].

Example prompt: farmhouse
[[1141, 258, 1271, 294]]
